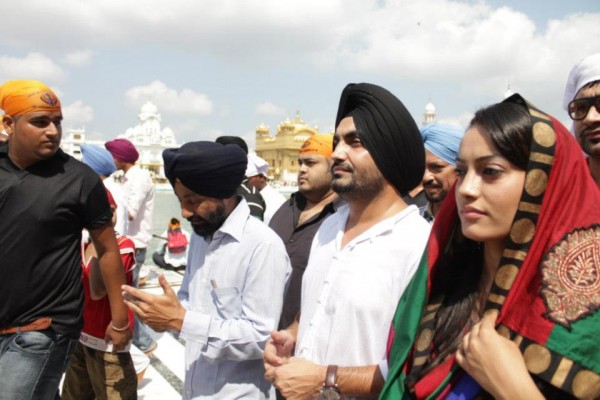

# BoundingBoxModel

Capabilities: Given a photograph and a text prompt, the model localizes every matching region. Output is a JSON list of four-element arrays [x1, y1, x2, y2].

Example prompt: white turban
[[246, 154, 269, 177], [563, 53, 600, 111]]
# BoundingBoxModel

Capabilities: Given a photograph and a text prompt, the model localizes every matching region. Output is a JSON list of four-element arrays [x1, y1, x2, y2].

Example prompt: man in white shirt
[[264, 83, 431, 399], [105, 138, 156, 353], [246, 154, 286, 224], [122, 141, 291, 399]]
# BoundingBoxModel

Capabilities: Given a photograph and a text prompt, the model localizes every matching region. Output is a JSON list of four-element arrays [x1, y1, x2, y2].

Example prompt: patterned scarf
[[380, 94, 600, 399]]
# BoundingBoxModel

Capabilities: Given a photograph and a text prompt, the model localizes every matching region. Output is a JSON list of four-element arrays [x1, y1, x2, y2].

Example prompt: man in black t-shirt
[[0, 80, 131, 399]]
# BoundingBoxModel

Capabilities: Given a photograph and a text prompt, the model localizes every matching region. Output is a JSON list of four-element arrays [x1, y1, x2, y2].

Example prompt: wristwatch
[[319, 365, 341, 400]]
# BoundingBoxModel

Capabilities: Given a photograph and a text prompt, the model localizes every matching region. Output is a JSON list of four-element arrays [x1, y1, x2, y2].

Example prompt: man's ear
[[2, 115, 15, 136]]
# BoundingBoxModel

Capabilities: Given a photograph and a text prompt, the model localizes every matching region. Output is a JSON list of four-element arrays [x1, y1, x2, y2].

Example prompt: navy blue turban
[[335, 83, 425, 196], [162, 141, 247, 199], [420, 124, 464, 167], [215, 136, 249, 154]]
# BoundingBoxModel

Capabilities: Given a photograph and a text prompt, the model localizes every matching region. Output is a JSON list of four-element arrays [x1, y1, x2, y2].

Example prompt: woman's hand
[[456, 310, 543, 400]]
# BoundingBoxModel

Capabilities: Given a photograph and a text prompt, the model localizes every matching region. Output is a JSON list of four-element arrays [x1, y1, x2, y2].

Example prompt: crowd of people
[[0, 52, 599, 400]]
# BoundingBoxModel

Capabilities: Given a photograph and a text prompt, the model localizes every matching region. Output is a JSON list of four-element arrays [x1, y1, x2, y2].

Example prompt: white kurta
[[296, 204, 430, 366]]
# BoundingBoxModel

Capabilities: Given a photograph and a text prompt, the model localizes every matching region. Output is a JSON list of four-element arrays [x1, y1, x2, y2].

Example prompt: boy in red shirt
[[62, 190, 137, 399]]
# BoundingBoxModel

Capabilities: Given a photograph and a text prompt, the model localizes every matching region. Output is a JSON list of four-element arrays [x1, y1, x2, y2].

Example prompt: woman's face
[[455, 124, 526, 246]]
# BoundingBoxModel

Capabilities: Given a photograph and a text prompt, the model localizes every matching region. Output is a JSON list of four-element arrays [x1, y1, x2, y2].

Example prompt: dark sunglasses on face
[[568, 94, 600, 121]]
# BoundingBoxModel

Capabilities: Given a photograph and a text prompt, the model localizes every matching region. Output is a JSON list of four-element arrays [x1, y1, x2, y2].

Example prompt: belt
[[0, 317, 52, 335]]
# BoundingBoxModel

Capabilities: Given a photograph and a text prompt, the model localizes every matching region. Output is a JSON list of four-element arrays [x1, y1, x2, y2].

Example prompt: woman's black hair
[[470, 101, 532, 169], [413, 100, 533, 379]]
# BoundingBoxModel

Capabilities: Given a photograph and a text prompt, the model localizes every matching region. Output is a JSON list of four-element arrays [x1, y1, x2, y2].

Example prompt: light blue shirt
[[178, 198, 291, 399]]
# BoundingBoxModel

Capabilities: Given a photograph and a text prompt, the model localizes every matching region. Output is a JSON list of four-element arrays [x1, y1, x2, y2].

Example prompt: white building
[[422, 101, 436, 126], [61, 101, 179, 183], [120, 101, 178, 181], [61, 128, 105, 161]]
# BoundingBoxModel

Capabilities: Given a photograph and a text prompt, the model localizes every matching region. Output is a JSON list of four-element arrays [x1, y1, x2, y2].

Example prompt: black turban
[[162, 141, 247, 199], [215, 136, 249, 154], [335, 83, 425, 196]]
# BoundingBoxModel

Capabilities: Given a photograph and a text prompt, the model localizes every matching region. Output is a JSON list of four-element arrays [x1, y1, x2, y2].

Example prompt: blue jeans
[[132, 248, 155, 351], [0, 329, 78, 400]]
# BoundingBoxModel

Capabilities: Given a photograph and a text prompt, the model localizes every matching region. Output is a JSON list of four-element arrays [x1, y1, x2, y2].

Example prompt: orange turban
[[299, 134, 334, 157], [0, 80, 61, 116]]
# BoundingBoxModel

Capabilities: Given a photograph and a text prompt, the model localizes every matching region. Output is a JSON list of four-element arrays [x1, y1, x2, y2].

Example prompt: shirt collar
[[336, 204, 419, 248], [213, 196, 250, 243]]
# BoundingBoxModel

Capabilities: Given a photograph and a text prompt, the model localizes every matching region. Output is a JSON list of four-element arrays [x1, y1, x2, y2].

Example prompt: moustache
[[580, 123, 600, 139], [332, 161, 353, 173], [188, 216, 207, 225]]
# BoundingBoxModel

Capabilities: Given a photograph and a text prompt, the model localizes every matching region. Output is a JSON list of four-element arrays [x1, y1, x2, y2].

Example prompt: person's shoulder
[[117, 235, 136, 250], [321, 203, 349, 227], [63, 152, 103, 180], [389, 205, 431, 243], [244, 215, 286, 246]]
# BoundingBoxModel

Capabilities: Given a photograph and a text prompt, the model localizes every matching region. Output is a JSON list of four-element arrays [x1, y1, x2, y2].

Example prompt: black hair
[[414, 100, 532, 378]]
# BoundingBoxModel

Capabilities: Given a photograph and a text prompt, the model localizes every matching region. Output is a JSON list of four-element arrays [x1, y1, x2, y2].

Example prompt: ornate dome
[[140, 101, 158, 115], [425, 102, 436, 114]]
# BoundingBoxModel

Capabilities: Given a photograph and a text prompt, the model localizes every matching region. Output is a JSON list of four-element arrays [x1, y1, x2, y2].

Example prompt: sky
[[1, 0, 599, 149]]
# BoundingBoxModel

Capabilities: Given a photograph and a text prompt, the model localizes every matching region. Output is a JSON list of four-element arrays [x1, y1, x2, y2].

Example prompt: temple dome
[[140, 101, 158, 115]]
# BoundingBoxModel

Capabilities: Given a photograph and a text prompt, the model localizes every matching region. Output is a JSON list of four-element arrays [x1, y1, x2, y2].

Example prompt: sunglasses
[[568, 94, 600, 121]]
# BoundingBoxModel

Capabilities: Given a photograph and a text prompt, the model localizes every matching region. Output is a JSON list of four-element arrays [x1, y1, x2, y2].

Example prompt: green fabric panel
[[379, 250, 429, 400], [546, 311, 600, 373]]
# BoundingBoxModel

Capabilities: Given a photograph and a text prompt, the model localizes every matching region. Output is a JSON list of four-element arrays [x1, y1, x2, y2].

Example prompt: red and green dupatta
[[380, 95, 600, 399]]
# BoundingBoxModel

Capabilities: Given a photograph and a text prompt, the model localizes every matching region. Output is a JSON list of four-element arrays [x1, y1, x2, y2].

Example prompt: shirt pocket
[[211, 287, 242, 319]]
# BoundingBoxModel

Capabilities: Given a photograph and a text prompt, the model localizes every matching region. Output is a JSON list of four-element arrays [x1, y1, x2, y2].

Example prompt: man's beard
[[579, 123, 600, 156], [331, 161, 385, 200], [188, 205, 227, 238], [424, 185, 447, 204]]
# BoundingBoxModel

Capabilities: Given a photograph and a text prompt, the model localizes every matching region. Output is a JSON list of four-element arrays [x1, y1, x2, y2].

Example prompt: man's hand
[[456, 310, 543, 400], [122, 274, 186, 333], [270, 357, 326, 400], [264, 330, 295, 366], [264, 329, 295, 381], [104, 323, 132, 352]]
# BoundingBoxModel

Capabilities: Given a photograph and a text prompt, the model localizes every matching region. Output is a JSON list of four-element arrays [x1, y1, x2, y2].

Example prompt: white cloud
[[63, 50, 93, 67], [63, 100, 94, 127], [1, 1, 598, 126], [0, 53, 65, 82], [255, 102, 286, 116], [125, 81, 213, 116], [0, 1, 597, 80]]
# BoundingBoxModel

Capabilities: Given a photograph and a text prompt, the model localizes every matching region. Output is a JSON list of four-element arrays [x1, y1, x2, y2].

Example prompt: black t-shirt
[[268, 192, 336, 329], [0, 144, 112, 336]]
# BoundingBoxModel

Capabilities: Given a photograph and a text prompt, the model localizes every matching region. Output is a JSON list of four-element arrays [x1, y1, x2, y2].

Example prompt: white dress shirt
[[260, 184, 286, 225], [178, 198, 291, 399], [123, 165, 155, 248], [103, 176, 127, 236], [296, 204, 430, 367]]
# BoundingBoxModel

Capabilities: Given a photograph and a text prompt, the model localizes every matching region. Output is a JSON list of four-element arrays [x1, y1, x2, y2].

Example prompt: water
[[148, 190, 192, 257]]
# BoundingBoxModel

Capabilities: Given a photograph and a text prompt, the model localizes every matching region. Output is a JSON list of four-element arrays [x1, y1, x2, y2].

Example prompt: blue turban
[[420, 124, 464, 166], [163, 141, 247, 199], [81, 144, 117, 176]]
